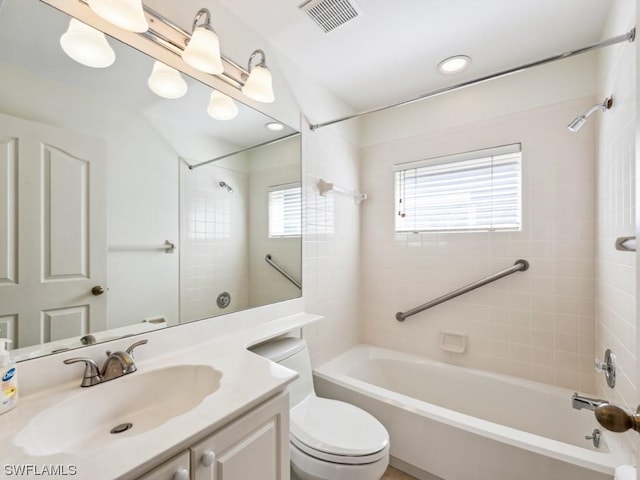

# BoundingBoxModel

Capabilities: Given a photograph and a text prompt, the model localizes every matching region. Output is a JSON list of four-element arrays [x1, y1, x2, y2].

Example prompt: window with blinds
[[395, 144, 521, 233], [268, 182, 302, 237]]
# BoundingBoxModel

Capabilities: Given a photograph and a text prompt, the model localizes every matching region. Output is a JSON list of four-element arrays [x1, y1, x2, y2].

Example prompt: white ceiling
[[215, 0, 614, 111]]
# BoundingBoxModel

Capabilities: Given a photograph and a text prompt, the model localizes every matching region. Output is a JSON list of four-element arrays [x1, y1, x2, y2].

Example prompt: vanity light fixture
[[87, 0, 148, 33], [60, 18, 116, 68], [207, 91, 239, 121], [242, 49, 275, 103], [147, 61, 188, 99], [567, 96, 613, 132], [437, 55, 471, 75], [265, 122, 284, 132], [182, 8, 224, 75]]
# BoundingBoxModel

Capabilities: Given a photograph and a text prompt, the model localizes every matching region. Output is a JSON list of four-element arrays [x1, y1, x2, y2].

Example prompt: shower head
[[219, 181, 233, 193], [567, 96, 613, 132]]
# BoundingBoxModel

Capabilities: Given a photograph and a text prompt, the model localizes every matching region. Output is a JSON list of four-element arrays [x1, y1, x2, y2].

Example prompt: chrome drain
[[110, 423, 133, 434]]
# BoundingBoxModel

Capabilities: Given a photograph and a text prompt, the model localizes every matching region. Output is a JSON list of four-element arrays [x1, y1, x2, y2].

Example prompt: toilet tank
[[250, 337, 315, 408]]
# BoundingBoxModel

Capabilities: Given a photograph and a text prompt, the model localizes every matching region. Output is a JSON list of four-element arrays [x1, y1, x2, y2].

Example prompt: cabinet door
[[135, 451, 190, 480], [191, 392, 289, 480]]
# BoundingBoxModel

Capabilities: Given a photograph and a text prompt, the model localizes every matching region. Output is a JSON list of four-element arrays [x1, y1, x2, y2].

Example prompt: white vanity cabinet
[[133, 392, 289, 480], [135, 452, 190, 480], [190, 392, 290, 480]]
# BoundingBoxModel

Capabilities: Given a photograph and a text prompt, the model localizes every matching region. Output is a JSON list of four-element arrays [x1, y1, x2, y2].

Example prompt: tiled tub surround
[[360, 97, 599, 392], [0, 307, 320, 479], [595, 0, 637, 459]]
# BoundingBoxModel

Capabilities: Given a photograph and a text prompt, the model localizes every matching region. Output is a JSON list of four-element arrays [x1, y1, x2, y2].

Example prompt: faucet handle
[[594, 348, 616, 388], [63, 357, 102, 387], [125, 339, 148, 359]]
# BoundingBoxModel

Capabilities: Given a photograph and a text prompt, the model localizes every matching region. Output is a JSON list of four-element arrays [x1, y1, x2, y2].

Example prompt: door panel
[[0, 113, 106, 348], [43, 144, 90, 280], [0, 136, 17, 286]]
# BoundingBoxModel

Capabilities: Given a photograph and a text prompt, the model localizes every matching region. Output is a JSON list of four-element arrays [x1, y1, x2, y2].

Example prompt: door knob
[[595, 403, 640, 433], [91, 285, 105, 296]]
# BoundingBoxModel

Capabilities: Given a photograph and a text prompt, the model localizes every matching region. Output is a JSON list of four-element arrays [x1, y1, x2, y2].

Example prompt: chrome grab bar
[[395, 259, 530, 321], [265, 254, 302, 290], [615, 236, 636, 252]]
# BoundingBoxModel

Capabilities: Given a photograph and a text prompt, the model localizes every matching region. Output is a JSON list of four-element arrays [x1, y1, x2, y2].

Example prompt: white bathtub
[[314, 345, 628, 480]]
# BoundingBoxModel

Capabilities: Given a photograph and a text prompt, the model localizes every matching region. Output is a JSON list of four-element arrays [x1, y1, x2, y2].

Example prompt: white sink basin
[[15, 365, 222, 456]]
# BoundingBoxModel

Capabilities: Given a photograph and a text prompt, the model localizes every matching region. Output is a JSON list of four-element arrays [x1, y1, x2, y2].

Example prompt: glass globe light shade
[[60, 18, 116, 69], [147, 61, 188, 99], [87, 0, 148, 33], [207, 91, 238, 121], [241, 65, 274, 103], [182, 27, 223, 75]]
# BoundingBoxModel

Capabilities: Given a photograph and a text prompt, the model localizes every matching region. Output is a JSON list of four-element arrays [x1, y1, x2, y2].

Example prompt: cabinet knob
[[172, 468, 189, 480], [202, 450, 216, 467]]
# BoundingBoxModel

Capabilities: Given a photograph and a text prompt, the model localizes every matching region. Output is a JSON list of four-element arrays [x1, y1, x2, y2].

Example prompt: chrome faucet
[[572, 392, 608, 411], [64, 339, 148, 387]]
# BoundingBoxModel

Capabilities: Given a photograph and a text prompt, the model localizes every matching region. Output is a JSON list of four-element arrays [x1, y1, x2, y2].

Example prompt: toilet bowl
[[250, 337, 389, 480]]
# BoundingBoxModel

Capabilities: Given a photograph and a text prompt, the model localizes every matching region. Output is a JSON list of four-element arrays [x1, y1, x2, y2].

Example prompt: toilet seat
[[290, 396, 389, 465]]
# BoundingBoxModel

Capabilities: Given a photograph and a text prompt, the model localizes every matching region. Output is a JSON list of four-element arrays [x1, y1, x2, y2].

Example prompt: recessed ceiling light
[[437, 55, 471, 75], [265, 122, 284, 131]]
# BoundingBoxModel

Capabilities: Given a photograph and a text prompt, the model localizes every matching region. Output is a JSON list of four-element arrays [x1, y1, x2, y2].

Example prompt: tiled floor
[[382, 466, 419, 480]]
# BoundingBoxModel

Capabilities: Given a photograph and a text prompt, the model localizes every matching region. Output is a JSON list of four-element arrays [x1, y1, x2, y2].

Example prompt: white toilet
[[251, 337, 389, 480]]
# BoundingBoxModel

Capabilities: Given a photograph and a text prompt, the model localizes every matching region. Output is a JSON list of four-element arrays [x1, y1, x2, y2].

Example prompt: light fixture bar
[[188, 132, 300, 170], [308, 28, 636, 131], [76, 0, 249, 89]]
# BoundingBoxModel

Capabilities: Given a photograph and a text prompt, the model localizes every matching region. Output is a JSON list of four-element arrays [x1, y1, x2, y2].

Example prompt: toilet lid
[[290, 396, 389, 458]]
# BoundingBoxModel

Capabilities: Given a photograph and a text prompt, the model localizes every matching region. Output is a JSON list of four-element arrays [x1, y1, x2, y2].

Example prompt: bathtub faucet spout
[[572, 393, 608, 411]]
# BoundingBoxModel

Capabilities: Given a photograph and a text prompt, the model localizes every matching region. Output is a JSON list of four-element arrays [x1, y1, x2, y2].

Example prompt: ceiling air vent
[[299, 0, 362, 33]]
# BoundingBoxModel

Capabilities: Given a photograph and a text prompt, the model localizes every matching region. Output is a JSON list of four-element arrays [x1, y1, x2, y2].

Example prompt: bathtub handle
[[396, 259, 530, 321], [595, 403, 640, 434]]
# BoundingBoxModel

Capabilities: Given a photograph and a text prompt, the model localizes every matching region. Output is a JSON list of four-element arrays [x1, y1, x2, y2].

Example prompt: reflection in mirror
[[0, 0, 301, 361]]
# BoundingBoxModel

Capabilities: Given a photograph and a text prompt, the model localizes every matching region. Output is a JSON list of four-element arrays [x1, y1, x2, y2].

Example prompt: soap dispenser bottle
[[0, 339, 17, 415]]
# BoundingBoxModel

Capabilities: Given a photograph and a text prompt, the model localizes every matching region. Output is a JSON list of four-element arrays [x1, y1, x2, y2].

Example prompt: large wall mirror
[[0, 0, 302, 360]]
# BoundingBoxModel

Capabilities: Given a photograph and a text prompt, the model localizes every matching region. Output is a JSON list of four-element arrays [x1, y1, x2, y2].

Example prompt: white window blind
[[268, 183, 302, 237], [395, 144, 521, 233]]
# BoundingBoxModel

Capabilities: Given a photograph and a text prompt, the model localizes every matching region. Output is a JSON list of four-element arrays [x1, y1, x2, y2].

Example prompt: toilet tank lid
[[249, 337, 307, 363]]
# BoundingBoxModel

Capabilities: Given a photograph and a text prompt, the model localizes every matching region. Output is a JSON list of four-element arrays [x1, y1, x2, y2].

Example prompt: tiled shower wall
[[302, 123, 361, 366], [181, 161, 250, 322], [595, 0, 637, 456], [360, 97, 598, 392]]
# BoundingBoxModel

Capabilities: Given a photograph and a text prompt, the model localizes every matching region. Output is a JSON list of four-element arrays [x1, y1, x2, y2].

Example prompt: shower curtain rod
[[308, 28, 636, 131], [188, 132, 301, 170]]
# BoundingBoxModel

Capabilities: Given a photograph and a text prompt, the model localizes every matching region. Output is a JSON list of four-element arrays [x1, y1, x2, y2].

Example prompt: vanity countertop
[[0, 312, 321, 480]]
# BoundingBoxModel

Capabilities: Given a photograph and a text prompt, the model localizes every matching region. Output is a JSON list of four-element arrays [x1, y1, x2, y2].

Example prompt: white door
[[0, 113, 107, 348]]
